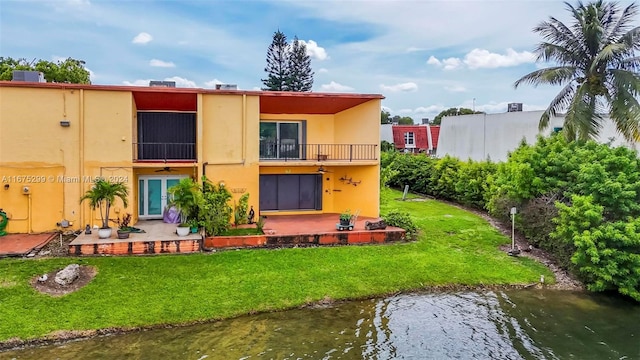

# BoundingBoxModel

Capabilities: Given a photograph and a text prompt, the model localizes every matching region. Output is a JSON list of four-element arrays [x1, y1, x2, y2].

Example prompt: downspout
[[79, 89, 85, 229], [426, 124, 433, 154], [242, 94, 246, 164]]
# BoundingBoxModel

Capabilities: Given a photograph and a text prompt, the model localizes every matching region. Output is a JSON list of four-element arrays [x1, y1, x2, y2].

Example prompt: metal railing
[[259, 141, 378, 161], [133, 142, 196, 161]]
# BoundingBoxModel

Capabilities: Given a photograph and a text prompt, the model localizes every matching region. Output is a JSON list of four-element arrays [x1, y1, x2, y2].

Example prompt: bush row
[[382, 135, 640, 301]]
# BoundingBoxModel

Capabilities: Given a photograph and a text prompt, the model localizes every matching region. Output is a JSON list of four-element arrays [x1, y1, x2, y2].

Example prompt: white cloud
[[132, 32, 153, 44], [204, 79, 223, 88], [380, 82, 418, 92], [320, 81, 354, 92], [442, 58, 462, 70], [407, 47, 426, 52], [414, 105, 445, 114], [428, 48, 535, 71], [444, 85, 467, 93], [300, 40, 328, 61], [149, 59, 175, 68], [122, 79, 152, 86], [397, 108, 414, 114], [464, 48, 535, 69], [318, 68, 329, 73], [164, 76, 197, 88], [426, 56, 441, 66], [122, 76, 197, 88]]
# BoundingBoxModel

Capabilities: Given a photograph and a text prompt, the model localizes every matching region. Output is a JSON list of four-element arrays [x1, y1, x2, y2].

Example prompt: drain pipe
[[202, 162, 209, 191]]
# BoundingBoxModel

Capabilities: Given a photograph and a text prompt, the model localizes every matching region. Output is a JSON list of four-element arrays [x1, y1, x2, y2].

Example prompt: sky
[[1, 0, 637, 122]]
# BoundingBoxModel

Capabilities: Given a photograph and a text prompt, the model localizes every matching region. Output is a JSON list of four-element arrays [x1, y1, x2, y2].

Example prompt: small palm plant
[[167, 177, 203, 225], [80, 178, 129, 229]]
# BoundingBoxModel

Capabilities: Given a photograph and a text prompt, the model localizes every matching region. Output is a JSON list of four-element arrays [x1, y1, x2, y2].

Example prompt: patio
[[69, 221, 201, 256], [68, 214, 407, 255]]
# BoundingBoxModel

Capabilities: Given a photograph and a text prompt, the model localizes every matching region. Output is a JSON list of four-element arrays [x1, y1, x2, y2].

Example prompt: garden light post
[[508, 207, 520, 256]]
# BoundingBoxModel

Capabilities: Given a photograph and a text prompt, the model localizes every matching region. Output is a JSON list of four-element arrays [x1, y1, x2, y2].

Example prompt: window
[[260, 121, 305, 159], [404, 132, 415, 148]]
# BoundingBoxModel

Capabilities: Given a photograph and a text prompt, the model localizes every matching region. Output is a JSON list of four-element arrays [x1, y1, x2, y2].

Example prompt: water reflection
[[3, 290, 638, 359]]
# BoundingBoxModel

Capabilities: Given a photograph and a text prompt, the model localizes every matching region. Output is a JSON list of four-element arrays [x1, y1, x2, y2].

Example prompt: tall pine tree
[[262, 31, 314, 92], [287, 36, 314, 92], [262, 30, 290, 91]]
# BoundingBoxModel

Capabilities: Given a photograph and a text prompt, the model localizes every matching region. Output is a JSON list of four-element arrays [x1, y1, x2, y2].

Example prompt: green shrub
[[554, 195, 640, 301], [201, 177, 232, 236], [383, 210, 418, 240]]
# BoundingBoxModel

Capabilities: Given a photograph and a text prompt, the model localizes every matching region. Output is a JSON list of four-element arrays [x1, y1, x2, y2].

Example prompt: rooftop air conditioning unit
[[12, 71, 45, 82], [149, 80, 176, 87], [215, 84, 238, 90], [507, 103, 523, 112]]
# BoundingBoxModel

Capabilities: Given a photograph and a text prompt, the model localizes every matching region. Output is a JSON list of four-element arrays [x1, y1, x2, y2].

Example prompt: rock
[[37, 274, 48, 283], [54, 264, 80, 286], [39, 250, 51, 256]]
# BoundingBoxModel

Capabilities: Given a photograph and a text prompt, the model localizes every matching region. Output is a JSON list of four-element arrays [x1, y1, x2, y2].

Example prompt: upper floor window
[[260, 121, 302, 159], [404, 132, 415, 147]]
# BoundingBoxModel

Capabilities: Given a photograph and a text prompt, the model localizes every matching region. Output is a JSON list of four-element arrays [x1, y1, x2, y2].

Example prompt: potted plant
[[187, 218, 199, 233], [167, 178, 202, 237], [114, 213, 133, 239], [80, 178, 129, 239], [339, 209, 352, 226]]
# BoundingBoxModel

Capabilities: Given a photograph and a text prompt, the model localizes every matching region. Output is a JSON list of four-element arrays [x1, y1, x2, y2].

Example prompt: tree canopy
[[262, 31, 314, 92], [432, 108, 483, 125], [514, 0, 640, 141], [0, 57, 91, 84], [381, 110, 392, 124]]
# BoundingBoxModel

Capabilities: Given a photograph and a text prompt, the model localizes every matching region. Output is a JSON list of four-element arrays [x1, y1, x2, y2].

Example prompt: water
[[3, 290, 638, 359]]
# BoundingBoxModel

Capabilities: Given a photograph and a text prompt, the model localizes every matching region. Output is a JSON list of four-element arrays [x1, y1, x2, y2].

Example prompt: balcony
[[133, 142, 196, 162], [259, 141, 378, 161]]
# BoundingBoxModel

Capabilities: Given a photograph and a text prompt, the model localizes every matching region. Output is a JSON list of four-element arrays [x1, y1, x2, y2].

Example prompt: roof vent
[[149, 80, 176, 87], [507, 103, 523, 112], [215, 84, 238, 90], [12, 71, 45, 82]]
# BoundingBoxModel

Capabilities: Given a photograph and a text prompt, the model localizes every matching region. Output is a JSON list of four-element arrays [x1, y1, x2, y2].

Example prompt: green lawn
[[0, 188, 554, 342]]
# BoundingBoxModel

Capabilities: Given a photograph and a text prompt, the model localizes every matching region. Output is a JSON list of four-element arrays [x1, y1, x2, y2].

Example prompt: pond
[[3, 289, 638, 359]]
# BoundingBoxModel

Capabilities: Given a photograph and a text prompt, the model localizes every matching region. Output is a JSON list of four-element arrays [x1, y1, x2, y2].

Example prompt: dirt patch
[[34, 231, 78, 257], [31, 266, 97, 297]]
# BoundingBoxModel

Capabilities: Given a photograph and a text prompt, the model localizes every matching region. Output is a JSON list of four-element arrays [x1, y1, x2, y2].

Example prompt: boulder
[[54, 264, 80, 286]]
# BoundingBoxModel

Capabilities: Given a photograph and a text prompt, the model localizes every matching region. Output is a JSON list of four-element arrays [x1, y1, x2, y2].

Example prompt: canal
[[3, 289, 638, 359]]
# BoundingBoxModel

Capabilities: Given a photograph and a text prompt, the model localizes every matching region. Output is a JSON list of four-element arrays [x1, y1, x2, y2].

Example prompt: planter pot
[[339, 219, 350, 226], [98, 227, 112, 239], [176, 226, 190, 237], [117, 230, 130, 239], [190, 226, 199, 233]]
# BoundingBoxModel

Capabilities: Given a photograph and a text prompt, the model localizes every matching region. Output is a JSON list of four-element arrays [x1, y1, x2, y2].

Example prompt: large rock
[[54, 264, 80, 286]]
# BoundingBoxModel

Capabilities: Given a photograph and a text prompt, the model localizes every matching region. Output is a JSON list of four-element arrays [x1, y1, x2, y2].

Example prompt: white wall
[[380, 124, 394, 143], [437, 111, 639, 162]]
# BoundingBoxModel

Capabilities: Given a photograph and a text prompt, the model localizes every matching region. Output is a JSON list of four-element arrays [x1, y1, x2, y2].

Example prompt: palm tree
[[80, 179, 129, 229], [515, 1, 640, 141]]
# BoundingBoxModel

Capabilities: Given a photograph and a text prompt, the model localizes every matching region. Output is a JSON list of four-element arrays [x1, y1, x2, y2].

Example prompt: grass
[[0, 188, 554, 342]]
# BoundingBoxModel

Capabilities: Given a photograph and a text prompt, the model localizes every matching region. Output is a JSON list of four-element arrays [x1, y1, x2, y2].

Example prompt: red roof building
[[391, 124, 440, 154]]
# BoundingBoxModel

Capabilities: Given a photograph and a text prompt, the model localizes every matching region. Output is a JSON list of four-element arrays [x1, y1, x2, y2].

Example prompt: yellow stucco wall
[[200, 94, 261, 208], [0, 87, 135, 233]]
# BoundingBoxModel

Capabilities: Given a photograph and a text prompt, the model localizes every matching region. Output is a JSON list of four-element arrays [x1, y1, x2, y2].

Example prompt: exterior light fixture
[[60, 120, 70, 127]]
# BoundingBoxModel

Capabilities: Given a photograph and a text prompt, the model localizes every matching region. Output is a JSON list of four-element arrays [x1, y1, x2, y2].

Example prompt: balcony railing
[[259, 141, 378, 161], [133, 142, 196, 161]]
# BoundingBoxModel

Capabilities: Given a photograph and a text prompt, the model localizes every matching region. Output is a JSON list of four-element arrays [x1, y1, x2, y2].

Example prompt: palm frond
[[606, 3, 639, 43], [514, 66, 576, 88], [540, 82, 577, 131]]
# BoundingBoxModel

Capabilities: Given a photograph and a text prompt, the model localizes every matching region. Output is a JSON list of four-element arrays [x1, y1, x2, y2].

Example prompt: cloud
[[427, 48, 535, 71], [414, 105, 445, 114], [444, 85, 467, 93], [300, 40, 328, 61], [122, 76, 197, 87], [318, 68, 329, 73], [407, 47, 426, 52], [464, 48, 535, 69], [204, 79, 223, 88], [164, 76, 197, 88], [122, 79, 152, 86], [380, 82, 418, 92], [149, 59, 175, 68], [320, 81, 354, 92], [132, 32, 153, 44]]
